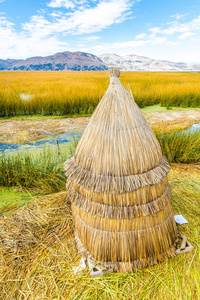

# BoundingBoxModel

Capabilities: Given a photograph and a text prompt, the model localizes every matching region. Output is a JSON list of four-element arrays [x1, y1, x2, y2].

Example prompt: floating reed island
[[65, 69, 178, 272]]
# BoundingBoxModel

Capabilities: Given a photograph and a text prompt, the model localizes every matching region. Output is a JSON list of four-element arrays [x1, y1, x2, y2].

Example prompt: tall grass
[[0, 148, 68, 193], [0, 130, 199, 191], [155, 129, 200, 163], [0, 71, 200, 117]]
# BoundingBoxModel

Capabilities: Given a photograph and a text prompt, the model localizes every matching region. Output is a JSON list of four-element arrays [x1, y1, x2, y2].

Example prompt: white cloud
[[178, 32, 196, 40], [23, 0, 133, 36], [149, 16, 200, 36], [67, 0, 131, 34], [0, 0, 134, 59], [149, 27, 161, 35], [47, 0, 89, 9], [171, 13, 186, 20], [135, 33, 146, 39], [76, 15, 200, 61], [47, 0, 75, 9], [23, 15, 52, 38], [50, 11, 64, 17], [82, 35, 100, 41], [81, 35, 175, 54], [0, 16, 68, 59]]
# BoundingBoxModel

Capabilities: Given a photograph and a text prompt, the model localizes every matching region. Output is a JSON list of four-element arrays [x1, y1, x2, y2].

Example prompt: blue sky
[[0, 0, 200, 63]]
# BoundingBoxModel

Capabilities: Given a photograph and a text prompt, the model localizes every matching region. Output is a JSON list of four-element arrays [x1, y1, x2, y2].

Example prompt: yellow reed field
[[0, 71, 200, 117]]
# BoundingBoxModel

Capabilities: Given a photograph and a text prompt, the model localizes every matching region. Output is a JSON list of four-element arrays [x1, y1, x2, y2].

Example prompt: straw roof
[[65, 69, 178, 272]]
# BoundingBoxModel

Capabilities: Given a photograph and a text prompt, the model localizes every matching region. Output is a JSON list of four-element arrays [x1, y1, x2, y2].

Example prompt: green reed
[[155, 129, 200, 163], [0, 148, 68, 193], [0, 129, 199, 191]]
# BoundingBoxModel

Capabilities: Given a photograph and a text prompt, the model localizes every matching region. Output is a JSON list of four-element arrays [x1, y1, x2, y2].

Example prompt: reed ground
[[0, 163, 199, 300], [0, 107, 200, 144]]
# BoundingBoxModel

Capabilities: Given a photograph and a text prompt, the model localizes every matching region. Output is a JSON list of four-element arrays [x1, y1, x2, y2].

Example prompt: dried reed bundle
[[65, 69, 178, 272]]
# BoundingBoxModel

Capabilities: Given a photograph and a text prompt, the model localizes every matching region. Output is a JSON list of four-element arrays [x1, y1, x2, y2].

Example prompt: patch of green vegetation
[[141, 104, 166, 112], [1, 104, 199, 120], [155, 130, 200, 163], [0, 140, 78, 193], [0, 187, 33, 214], [0, 141, 78, 214], [141, 104, 200, 113], [0, 113, 92, 120]]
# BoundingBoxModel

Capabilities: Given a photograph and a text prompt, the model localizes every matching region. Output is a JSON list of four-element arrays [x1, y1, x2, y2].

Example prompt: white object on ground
[[72, 256, 107, 277], [87, 257, 107, 277], [20, 93, 34, 101], [174, 215, 188, 225], [72, 257, 86, 274]]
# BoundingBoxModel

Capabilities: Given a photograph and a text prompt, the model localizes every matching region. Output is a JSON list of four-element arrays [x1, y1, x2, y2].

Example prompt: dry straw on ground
[[0, 165, 199, 299], [65, 69, 178, 272]]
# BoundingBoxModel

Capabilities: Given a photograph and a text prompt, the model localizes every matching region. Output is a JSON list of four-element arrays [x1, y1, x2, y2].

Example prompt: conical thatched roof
[[65, 69, 178, 272]]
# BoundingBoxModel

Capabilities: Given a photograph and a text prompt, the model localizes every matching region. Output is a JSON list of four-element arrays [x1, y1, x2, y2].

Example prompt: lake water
[[0, 122, 199, 153], [184, 122, 200, 133], [0, 132, 81, 152]]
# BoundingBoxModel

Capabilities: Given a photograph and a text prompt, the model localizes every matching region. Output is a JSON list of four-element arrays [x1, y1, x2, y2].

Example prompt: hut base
[[74, 231, 177, 273]]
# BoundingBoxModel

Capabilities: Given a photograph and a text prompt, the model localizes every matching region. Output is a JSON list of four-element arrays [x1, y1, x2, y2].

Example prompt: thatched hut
[[65, 69, 178, 272]]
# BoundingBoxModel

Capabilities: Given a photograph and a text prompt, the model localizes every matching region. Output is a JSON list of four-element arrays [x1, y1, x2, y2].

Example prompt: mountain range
[[0, 52, 107, 71], [99, 54, 200, 72], [0, 51, 200, 72]]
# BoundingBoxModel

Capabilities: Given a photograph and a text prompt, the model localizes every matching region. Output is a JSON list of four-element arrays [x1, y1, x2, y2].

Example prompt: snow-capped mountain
[[99, 53, 200, 71]]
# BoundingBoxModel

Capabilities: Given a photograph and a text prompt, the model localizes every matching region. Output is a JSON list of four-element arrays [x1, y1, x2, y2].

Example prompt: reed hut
[[65, 69, 178, 272]]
